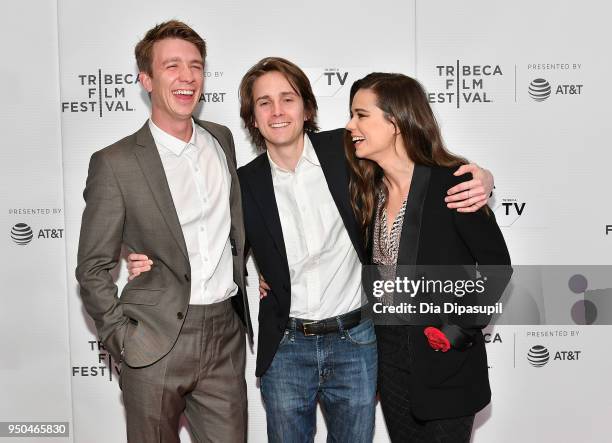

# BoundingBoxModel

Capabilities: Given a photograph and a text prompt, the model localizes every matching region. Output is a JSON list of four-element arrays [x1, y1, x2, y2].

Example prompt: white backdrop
[[2, 0, 611, 442]]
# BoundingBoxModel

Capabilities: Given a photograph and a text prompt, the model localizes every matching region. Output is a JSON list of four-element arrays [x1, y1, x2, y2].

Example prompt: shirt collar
[[302, 134, 320, 167], [148, 118, 197, 157], [267, 133, 320, 175]]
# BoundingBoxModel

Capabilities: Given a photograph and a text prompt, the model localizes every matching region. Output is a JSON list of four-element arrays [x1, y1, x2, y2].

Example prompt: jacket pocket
[[120, 288, 163, 305]]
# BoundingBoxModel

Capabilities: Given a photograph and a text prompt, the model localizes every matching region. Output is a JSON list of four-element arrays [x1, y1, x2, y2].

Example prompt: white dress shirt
[[268, 134, 362, 320], [149, 119, 237, 305]]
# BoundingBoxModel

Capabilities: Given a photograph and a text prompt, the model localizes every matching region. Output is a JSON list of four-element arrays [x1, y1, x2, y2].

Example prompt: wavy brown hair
[[239, 57, 319, 150], [345, 73, 467, 233]]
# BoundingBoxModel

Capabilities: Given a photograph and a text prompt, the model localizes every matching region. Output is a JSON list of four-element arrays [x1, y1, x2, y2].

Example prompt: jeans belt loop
[[336, 315, 345, 335]]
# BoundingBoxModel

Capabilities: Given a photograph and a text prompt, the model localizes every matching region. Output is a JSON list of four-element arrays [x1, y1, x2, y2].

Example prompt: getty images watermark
[[360, 265, 612, 326], [371, 274, 503, 317]]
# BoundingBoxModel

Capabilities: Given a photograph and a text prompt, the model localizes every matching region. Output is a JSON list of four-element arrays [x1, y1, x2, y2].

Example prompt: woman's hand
[[259, 276, 270, 300], [445, 163, 494, 212], [126, 253, 152, 281]]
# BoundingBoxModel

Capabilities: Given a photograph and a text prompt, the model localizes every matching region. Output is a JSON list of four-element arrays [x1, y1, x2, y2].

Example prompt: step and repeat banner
[[2, 0, 611, 442]]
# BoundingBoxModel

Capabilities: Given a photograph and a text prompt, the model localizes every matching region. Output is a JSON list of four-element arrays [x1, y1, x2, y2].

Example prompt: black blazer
[[370, 164, 512, 421], [238, 129, 366, 377]]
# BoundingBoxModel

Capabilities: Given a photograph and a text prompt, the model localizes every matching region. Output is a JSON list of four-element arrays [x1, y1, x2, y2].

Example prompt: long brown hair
[[239, 57, 319, 151], [345, 73, 467, 233]]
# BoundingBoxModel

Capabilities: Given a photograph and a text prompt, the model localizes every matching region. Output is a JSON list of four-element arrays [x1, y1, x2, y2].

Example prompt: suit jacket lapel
[[243, 155, 289, 266], [310, 132, 366, 263], [397, 164, 431, 266], [133, 122, 189, 261], [196, 120, 245, 258]]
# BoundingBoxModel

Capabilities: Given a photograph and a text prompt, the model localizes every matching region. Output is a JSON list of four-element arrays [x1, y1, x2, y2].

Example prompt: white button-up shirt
[[268, 134, 362, 320], [149, 119, 237, 305]]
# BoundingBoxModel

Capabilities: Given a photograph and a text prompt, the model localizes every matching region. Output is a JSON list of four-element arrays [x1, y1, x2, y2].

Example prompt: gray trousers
[[120, 300, 247, 442]]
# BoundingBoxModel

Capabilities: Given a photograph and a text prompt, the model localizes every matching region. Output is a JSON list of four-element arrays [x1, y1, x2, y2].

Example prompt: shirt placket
[[293, 164, 321, 317], [188, 144, 210, 302]]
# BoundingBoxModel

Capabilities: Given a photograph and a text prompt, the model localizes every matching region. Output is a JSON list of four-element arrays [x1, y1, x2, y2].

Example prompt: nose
[[178, 63, 195, 82], [272, 100, 283, 116], [345, 115, 356, 131]]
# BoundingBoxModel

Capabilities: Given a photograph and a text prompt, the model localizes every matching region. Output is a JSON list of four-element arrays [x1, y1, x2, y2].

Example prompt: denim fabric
[[260, 318, 378, 443]]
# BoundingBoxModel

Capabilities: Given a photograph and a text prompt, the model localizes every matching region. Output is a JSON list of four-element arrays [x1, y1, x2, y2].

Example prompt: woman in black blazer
[[345, 73, 511, 443]]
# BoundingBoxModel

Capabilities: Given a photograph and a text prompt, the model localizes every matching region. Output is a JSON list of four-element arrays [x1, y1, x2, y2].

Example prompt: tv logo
[[493, 197, 527, 227], [323, 71, 348, 86]]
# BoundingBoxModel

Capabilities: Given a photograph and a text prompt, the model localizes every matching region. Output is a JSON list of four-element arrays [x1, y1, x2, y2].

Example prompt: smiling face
[[251, 71, 307, 152], [140, 38, 203, 128], [346, 88, 399, 162]]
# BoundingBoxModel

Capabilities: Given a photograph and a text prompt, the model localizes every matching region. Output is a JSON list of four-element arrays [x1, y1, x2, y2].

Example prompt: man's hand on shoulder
[[445, 163, 494, 213]]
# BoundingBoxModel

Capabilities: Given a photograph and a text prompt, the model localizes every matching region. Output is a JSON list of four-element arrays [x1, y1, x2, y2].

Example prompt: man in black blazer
[[237, 59, 377, 442]]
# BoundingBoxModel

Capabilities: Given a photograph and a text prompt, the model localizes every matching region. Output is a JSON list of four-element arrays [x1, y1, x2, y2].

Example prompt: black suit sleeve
[[440, 207, 512, 348]]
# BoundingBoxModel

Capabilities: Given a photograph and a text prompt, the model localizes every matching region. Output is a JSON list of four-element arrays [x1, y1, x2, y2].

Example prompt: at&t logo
[[9, 223, 64, 245], [527, 344, 582, 367], [10, 223, 33, 245], [528, 78, 551, 101], [528, 77, 583, 102], [527, 345, 549, 367]]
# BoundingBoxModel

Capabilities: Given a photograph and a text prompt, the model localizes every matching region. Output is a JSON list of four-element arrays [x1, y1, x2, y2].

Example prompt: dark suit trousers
[[120, 300, 247, 442]]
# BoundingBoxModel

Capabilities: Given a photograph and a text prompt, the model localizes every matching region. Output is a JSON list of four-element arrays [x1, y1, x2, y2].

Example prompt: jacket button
[[177, 312, 184, 320], [184, 274, 190, 282]]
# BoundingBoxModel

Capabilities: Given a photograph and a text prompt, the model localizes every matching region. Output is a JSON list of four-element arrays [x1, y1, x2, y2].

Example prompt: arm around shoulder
[[441, 208, 513, 345]]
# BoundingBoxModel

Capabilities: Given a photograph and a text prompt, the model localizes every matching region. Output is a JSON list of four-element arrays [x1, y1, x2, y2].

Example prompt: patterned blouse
[[372, 189, 408, 306], [373, 188, 408, 266]]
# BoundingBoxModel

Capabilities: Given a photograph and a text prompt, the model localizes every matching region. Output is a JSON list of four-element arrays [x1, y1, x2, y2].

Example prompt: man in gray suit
[[75, 20, 251, 442]]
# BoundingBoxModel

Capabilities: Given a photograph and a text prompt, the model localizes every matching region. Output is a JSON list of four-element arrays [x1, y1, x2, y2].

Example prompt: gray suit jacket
[[76, 120, 251, 368]]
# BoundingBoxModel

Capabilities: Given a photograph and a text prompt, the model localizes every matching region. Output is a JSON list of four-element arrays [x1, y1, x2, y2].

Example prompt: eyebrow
[[161, 57, 203, 65], [351, 107, 370, 113], [255, 91, 298, 102]]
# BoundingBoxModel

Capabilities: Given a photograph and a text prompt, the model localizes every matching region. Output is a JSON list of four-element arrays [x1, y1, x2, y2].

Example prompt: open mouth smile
[[270, 122, 290, 128], [352, 135, 365, 145]]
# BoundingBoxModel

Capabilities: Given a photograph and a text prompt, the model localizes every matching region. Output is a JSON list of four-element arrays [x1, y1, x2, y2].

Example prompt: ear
[[253, 118, 258, 129], [389, 116, 401, 135], [139, 71, 153, 93]]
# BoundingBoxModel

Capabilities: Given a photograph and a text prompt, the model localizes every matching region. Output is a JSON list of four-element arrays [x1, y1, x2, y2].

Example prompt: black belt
[[289, 309, 362, 336]]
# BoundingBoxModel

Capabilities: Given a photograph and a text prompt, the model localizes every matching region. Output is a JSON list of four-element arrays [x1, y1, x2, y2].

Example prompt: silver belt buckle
[[302, 321, 318, 336]]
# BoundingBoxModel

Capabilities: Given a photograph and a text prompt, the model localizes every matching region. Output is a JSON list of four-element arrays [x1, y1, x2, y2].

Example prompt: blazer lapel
[[311, 132, 366, 263], [198, 120, 234, 166], [196, 120, 245, 258], [244, 155, 289, 264], [133, 122, 189, 261], [397, 164, 431, 266]]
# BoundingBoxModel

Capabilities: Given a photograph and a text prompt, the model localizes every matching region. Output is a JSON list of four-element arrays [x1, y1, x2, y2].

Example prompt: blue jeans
[[260, 317, 378, 443]]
